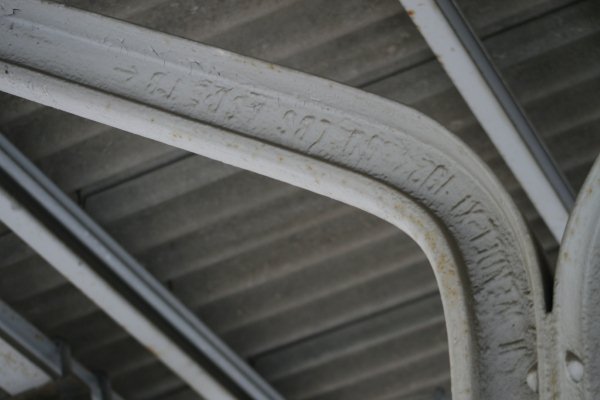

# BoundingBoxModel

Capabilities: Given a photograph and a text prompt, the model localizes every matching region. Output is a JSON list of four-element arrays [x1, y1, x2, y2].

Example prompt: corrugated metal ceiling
[[0, 0, 599, 398]]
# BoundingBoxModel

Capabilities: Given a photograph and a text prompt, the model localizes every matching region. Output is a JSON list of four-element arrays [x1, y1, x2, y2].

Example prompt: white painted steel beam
[[399, 0, 573, 241], [0, 336, 50, 396], [0, 1, 553, 399], [0, 128, 283, 400], [0, 170, 236, 400], [0, 299, 120, 399]]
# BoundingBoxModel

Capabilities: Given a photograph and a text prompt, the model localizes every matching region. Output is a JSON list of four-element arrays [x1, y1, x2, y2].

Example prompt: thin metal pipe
[[400, 0, 574, 240]]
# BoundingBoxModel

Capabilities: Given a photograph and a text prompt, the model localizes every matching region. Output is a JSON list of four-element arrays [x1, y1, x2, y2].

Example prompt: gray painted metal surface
[[0, 334, 50, 395], [553, 156, 600, 399], [0, 299, 121, 399], [0, 0, 597, 399]]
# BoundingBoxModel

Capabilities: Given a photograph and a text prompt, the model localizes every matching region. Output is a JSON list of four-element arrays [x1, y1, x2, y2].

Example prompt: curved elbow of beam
[[0, 2, 547, 398]]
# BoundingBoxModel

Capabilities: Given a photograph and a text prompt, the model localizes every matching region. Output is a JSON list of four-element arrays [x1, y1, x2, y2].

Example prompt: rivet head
[[566, 351, 584, 383], [526, 364, 538, 393]]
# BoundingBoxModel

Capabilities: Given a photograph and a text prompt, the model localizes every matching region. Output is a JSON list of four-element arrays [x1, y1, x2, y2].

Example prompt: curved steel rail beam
[[554, 156, 600, 399], [0, 1, 546, 398]]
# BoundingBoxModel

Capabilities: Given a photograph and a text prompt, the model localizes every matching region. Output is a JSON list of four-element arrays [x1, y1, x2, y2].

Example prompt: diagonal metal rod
[[433, 0, 575, 209], [400, 0, 575, 240], [0, 132, 283, 400]]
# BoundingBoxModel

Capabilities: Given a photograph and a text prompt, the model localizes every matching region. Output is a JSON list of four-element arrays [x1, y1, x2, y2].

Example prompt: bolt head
[[566, 352, 584, 383]]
